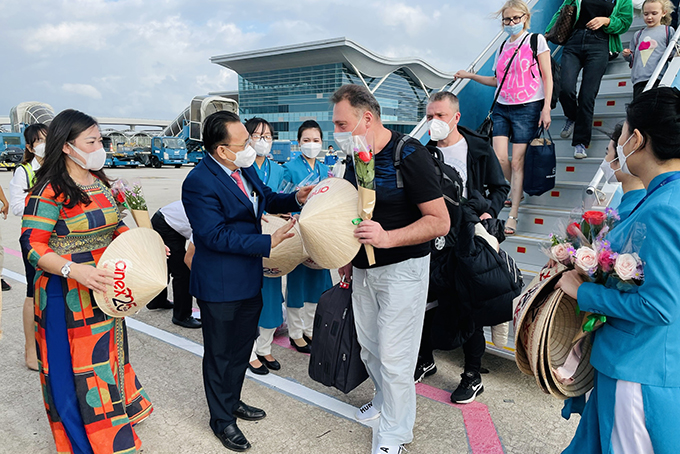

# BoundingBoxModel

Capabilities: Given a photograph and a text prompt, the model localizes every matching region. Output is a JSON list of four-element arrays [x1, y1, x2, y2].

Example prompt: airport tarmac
[[0, 167, 579, 453]]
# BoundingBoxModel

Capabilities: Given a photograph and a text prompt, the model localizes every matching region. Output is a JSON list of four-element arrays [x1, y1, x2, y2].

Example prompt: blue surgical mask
[[504, 23, 524, 36]]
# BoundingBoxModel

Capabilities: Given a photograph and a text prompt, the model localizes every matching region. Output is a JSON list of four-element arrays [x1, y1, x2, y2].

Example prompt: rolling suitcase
[[308, 278, 368, 394]]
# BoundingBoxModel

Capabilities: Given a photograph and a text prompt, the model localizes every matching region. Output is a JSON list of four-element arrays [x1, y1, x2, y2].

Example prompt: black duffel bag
[[309, 279, 368, 394]]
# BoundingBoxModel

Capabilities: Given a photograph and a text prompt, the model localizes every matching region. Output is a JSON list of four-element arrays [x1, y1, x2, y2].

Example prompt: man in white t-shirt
[[415, 91, 509, 404]]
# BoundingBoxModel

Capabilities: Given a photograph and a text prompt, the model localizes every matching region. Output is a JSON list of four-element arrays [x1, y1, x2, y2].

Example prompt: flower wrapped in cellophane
[[351, 135, 376, 266], [112, 178, 152, 228], [541, 207, 646, 384]]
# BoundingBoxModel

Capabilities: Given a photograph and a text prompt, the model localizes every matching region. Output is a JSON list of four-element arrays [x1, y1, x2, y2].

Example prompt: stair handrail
[[408, 0, 542, 140], [644, 25, 680, 91], [587, 27, 680, 199]]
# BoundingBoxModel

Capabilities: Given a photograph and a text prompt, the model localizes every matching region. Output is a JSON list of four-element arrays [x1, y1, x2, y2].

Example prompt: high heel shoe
[[248, 361, 269, 375], [289, 337, 311, 354], [256, 354, 281, 370]]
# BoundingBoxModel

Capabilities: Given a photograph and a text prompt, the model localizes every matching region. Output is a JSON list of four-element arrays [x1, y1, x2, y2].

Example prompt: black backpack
[[530, 33, 560, 110], [309, 281, 368, 394], [392, 133, 464, 249]]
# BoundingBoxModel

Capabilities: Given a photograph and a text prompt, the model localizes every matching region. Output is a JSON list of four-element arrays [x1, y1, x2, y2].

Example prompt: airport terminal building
[[211, 38, 455, 147]]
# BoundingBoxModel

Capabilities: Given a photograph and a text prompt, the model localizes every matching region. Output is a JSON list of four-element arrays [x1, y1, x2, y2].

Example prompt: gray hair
[[429, 91, 460, 113]]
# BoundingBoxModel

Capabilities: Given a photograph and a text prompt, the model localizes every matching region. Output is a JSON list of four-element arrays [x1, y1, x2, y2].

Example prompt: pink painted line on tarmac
[[416, 382, 504, 454], [4, 247, 22, 258], [270, 332, 503, 453]]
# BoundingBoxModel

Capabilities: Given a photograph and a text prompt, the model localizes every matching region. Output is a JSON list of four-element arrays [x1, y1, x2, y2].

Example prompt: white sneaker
[[561, 119, 575, 138], [573, 144, 587, 159], [355, 401, 381, 421], [374, 445, 405, 454], [491, 322, 509, 348]]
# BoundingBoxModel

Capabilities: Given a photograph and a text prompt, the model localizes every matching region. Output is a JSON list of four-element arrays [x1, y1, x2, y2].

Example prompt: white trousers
[[287, 302, 316, 340], [249, 327, 277, 362], [352, 255, 430, 447], [612, 380, 654, 454]]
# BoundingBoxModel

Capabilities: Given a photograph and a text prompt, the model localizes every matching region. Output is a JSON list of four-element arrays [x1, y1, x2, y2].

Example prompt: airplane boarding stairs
[[408, 9, 651, 360]]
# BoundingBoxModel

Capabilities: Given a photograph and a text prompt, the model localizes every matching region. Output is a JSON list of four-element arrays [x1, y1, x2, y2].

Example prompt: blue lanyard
[[630, 172, 680, 216], [260, 159, 270, 186], [302, 157, 320, 180]]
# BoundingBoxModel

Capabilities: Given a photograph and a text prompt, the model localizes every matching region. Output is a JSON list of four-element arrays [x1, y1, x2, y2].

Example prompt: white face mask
[[599, 157, 619, 183], [225, 145, 256, 168], [301, 142, 322, 159], [252, 139, 272, 157], [428, 117, 456, 141], [333, 113, 364, 153], [33, 143, 46, 158], [616, 135, 636, 176], [68, 143, 106, 171]]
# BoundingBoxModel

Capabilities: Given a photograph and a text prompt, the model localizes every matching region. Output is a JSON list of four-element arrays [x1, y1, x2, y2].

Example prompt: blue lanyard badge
[[261, 159, 270, 185], [302, 157, 320, 181], [630, 172, 680, 215]]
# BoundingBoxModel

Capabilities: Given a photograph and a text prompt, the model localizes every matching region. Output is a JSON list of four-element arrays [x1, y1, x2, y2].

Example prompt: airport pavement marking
[[3, 246, 504, 454]]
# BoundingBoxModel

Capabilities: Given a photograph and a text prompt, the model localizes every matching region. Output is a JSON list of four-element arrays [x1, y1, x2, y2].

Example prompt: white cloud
[[0, 0, 503, 120], [24, 22, 112, 52], [62, 83, 103, 100], [379, 3, 433, 37]]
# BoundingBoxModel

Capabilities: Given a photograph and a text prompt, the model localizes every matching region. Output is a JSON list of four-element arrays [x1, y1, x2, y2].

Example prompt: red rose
[[582, 210, 606, 226], [566, 222, 581, 237], [357, 151, 372, 163], [116, 192, 126, 204]]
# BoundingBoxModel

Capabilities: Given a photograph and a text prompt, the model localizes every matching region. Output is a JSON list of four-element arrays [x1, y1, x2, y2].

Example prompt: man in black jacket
[[415, 91, 510, 404]]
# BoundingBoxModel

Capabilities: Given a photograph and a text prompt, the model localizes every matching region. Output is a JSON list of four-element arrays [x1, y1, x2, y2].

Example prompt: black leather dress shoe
[[303, 334, 313, 345], [147, 299, 174, 310], [248, 362, 269, 375], [256, 354, 281, 371], [217, 422, 250, 452], [172, 316, 202, 329], [289, 337, 311, 354], [233, 401, 266, 421]]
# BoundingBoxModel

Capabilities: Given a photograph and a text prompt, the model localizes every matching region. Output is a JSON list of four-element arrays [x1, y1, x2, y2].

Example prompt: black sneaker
[[414, 359, 437, 383], [450, 371, 484, 404], [1, 279, 11, 291]]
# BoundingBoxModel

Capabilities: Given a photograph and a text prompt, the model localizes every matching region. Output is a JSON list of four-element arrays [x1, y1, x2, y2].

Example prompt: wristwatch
[[61, 261, 74, 279]]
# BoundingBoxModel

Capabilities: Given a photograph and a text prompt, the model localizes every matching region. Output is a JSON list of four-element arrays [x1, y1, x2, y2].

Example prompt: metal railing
[[408, 0, 542, 140], [586, 26, 680, 202]]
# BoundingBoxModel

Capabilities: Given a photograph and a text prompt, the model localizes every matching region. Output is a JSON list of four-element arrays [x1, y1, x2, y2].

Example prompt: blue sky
[[2, 0, 506, 121]]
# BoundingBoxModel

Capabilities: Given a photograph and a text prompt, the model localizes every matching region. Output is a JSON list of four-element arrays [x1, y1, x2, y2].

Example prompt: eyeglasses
[[251, 133, 273, 142], [502, 13, 526, 25]]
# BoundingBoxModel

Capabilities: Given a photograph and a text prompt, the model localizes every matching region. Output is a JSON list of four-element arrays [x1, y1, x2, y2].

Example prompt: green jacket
[[546, 0, 634, 53]]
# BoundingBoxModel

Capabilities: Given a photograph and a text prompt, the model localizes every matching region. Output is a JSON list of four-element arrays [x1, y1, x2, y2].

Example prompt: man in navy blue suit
[[182, 111, 313, 452]]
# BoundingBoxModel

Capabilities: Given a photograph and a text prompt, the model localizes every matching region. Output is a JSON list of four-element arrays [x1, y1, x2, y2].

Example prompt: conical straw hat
[[297, 230, 323, 270], [94, 228, 167, 318], [521, 290, 554, 394], [545, 290, 595, 397], [298, 178, 361, 269], [537, 290, 569, 399], [301, 255, 323, 270], [513, 269, 563, 376], [262, 215, 305, 277]]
